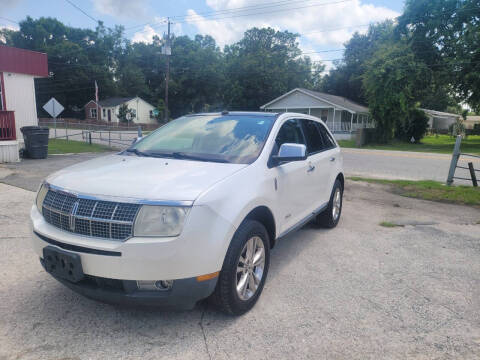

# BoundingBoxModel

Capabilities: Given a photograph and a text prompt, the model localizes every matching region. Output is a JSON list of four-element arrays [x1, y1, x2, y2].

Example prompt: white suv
[[31, 112, 343, 315]]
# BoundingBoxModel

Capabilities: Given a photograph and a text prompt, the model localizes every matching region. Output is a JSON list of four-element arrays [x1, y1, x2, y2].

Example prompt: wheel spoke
[[246, 239, 254, 261], [248, 272, 257, 292], [253, 247, 264, 266], [237, 273, 248, 296], [237, 265, 244, 273]]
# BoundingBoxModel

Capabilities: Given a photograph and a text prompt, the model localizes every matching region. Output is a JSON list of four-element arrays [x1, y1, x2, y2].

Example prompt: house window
[[149, 110, 153, 118], [90, 108, 97, 118], [102, 108, 106, 117]]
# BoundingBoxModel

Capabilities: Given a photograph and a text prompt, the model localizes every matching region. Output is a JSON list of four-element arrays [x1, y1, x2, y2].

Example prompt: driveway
[[1, 179, 479, 359]]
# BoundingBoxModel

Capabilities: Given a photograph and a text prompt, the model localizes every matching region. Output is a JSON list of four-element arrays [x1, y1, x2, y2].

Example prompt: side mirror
[[272, 143, 307, 164]]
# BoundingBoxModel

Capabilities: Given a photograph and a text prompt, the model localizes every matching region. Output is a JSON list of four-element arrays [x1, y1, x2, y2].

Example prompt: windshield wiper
[[172, 152, 230, 163], [147, 151, 230, 163], [125, 148, 148, 157]]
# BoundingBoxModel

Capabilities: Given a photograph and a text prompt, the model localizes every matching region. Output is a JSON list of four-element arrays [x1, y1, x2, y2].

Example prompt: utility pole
[[164, 18, 171, 122]]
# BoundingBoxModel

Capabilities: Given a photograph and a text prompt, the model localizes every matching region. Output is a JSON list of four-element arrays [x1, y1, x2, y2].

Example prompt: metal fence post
[[65, 119, 68, 141], [108, 130, 111, 148], [137, 125, 142, 138], [468, 162, 478, 187], [446, 135, 462, 185], [88, 132, 92, 145]]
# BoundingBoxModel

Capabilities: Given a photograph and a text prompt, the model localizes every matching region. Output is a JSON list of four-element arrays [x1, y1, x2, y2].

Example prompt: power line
[[64, 0, 99, 23], [129, 0, 354, 36], [0, 16, 19, 25], [125, 0, 351, 32]]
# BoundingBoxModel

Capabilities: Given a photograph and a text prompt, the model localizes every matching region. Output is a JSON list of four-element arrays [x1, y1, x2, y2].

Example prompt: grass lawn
[[338, 134, 480, 155], [48, 139, 113, 154], [350, 177, 480, 207]]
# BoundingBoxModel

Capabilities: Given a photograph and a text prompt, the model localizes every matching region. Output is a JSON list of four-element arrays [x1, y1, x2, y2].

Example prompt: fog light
[[136, 280, 174, 291]]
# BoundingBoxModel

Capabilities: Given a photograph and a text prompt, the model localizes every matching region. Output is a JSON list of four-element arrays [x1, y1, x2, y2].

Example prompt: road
[[342, 148, 479, 184], [1, 179, 479, 359]]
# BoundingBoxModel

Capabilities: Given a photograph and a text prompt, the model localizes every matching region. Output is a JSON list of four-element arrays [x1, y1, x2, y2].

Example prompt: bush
[[396, 108, 429, 143]]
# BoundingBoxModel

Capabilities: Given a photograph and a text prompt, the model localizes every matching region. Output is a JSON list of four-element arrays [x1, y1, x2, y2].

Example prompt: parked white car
[[31, 112, 344, 315]]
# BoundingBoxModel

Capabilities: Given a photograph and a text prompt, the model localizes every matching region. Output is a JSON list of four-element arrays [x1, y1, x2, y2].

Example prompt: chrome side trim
[[277, 202, 328, 239], [47, 183, 194, 207]]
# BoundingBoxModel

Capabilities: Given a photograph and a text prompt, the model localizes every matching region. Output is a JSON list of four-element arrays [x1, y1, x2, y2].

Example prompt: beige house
[[465, 115, 480, 130], [260, 88, 372, 139], [84, 96, 157, 124]]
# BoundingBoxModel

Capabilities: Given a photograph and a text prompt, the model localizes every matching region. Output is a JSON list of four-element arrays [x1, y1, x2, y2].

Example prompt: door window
[[317, 123, 336, 149], [301, 119, 324, 154], [274, 119, 305, 151]]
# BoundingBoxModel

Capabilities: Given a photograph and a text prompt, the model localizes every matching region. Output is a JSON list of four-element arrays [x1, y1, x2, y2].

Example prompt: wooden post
[[446, 135, 462, 185], [468, 162, 478, 187]]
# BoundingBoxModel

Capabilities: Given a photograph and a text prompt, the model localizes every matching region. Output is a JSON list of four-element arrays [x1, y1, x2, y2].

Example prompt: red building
[[0, 45, 48, 162]]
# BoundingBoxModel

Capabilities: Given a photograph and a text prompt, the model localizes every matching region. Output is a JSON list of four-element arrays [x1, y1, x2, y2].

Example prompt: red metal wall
[[0, 45, 48, 77]]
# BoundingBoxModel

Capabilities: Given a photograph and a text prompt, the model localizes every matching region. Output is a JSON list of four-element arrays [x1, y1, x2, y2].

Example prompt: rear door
[[300, 119, 332, 207], [316, 121, 341, 198]]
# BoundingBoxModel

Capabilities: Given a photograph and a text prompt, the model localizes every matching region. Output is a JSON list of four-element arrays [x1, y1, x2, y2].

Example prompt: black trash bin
[[21, 126, 50, 159]]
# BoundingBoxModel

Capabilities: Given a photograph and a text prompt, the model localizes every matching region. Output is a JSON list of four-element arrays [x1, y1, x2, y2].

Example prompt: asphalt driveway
[[1, 178, 479, 359]]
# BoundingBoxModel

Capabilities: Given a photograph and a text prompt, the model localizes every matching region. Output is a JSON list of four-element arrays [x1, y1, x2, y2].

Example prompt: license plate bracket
[[43, 246, 85, 283]]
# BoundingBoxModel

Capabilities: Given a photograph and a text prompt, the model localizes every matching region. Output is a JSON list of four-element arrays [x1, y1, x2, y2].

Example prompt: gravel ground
[[1, 179, 479, 359]]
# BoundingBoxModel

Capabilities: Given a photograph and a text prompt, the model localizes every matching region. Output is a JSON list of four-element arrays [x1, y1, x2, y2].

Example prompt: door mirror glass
[[272, 143, 307, 164]]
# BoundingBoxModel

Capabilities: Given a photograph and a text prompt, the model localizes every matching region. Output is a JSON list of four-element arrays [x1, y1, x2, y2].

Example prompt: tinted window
[[274, 119, 305, 151], [317, 123, 336, 149], [134, 114, 275, 164], [302, 120, 324, 154]]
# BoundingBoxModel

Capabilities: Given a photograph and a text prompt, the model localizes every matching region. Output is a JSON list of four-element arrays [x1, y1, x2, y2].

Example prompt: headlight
[[134, 205, 190, 237], [36, 182, 48, 213]]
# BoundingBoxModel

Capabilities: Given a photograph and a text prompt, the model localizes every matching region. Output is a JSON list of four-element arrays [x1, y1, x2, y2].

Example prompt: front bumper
[[40, 257, 217, 309], [31, 204, 236, 280]]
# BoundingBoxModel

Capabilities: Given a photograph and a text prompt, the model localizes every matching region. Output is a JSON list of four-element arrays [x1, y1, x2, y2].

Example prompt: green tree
[[223, 27, 323, 110], [398, 0, 480, 111], [117, 104, 136, 123], [363, 42, 431, 142]]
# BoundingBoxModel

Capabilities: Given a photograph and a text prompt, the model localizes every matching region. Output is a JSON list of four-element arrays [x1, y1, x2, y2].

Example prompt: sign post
[[43, 98, 64, 138]]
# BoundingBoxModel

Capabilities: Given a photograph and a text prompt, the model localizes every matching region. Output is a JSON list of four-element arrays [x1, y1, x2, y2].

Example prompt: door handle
[[330, 157, 336, 162], [307, 164, 315, 172]]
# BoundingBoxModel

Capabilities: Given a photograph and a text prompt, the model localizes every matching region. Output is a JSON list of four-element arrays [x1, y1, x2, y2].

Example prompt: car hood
[[47, 154, 247, 202]]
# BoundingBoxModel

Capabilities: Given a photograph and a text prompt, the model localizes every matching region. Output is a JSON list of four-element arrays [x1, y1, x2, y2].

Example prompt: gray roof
[[97, 97, 136, 107], [261, 88, 369, 113], [419, 108, 460, 119], [298, 88, 369, 113]]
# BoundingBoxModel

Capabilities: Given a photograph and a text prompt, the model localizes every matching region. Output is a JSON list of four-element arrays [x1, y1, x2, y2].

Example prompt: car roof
[[186, 111, 278, 117]]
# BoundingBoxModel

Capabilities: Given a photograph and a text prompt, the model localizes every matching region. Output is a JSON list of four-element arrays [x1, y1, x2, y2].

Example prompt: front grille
[[42, 188, 140, 240]]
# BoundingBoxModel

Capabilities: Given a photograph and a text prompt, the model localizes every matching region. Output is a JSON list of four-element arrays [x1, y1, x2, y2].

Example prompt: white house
[[420, 108, 460, 131], [84, 96, 157, 124], [260, 88, 373, 139], [0, 45, 48, 162]]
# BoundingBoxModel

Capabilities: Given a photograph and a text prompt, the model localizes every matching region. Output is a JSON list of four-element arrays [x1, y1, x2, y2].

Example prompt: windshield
[[132, 114, 276, 164]]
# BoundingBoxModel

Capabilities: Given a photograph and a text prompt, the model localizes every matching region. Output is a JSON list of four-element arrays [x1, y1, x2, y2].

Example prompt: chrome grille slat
[[42, 188, 140, 241]]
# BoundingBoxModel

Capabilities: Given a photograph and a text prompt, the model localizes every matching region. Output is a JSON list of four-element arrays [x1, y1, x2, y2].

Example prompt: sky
[[0, 0, 405, 66]]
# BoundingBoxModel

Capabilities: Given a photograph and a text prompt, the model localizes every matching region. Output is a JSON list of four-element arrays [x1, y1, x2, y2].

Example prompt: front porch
[[0, 110, 19, 162], [260, 88, 373, 139]]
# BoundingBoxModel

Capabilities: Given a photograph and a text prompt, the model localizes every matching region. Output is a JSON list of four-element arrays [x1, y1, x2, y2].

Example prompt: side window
[[301, 119, 324, 154], [317, 123, 336, 149], [274, 119, 305, 153]]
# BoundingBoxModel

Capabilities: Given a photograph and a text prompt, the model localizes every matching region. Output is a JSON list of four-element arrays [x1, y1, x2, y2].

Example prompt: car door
[[300, 119, 332, 208], [270, 118, 311, 233], [316, 121, 341, 199]]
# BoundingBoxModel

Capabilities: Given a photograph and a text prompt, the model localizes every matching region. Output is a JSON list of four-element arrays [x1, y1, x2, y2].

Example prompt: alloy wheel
[[236, 236, 265, 301]]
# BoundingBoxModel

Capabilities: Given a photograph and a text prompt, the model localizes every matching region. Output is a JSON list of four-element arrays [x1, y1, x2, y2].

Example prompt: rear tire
[[315, 179, 343, 228], [211, 220, 270, 315]]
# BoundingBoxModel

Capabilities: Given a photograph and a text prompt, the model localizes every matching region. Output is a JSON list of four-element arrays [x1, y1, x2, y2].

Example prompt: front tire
[[211, 220, 270, 315], [315, 179, 343, 228]]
